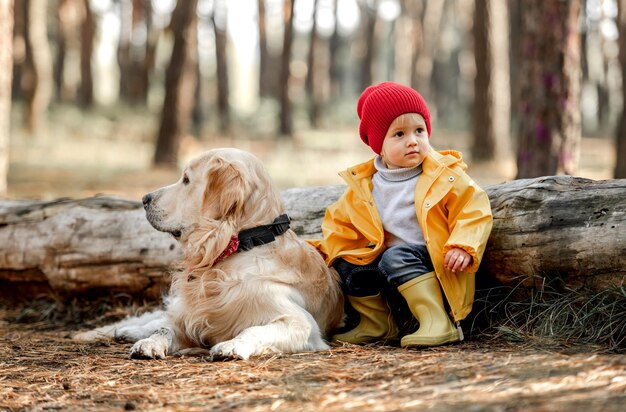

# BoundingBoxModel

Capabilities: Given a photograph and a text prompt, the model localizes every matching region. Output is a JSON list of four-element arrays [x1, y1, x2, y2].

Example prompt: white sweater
[[372, 156, 426, 247]]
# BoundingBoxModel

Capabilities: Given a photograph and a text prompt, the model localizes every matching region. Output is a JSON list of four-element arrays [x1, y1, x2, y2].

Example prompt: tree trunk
[[53, 0, 68, 100], [1, 177, 624, 299], [328, 0, 341, 100], [306, 0, 321, 128], [143, 0, 157, 103], [77, 0, 94, 107], [22, 0, 52, 133], [118, 0, 154, 104], [0, 198, 179, 299], [11, 0, 24, 101], [357, 0, 378, 91], [212, 0, 230, 135], [395, 0, 420, 86], [515, 0, 582, 178], [0, 0, 13, 197], [117, 0, 132, 100], [191, 57, 203, 135], [278, 0, 295, 137], [595, 4, 611, 131], [153, 0, 198, 167], [414, 0, 444, 106], [616, 0, 626, 178], [482, 177, 625, 292], [404, 0, 423, 91], [257, 0, 270, 98], [472, 0, 511, 161], [508, 0, 521, 132]]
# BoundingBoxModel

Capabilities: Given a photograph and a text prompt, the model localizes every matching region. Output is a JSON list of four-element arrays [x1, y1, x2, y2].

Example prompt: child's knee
[[378, 245, 424, 274], [378, 244, 432, 287]]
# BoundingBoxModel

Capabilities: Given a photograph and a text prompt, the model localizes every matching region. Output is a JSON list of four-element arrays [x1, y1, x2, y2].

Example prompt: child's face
[[380, 113, 430, 170]]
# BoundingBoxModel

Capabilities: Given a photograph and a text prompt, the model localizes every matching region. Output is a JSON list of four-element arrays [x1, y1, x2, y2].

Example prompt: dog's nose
[[142, 194, 153, 209]]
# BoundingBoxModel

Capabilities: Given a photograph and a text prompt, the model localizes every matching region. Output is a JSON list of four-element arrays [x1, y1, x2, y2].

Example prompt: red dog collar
[[214, 235, 240, 263]]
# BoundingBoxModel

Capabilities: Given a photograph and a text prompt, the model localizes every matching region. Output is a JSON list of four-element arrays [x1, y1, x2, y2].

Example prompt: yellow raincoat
[[313, 149, 493, 321]]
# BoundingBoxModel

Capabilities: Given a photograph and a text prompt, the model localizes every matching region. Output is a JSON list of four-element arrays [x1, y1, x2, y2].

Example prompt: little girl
[[314, 82, 493, 347]]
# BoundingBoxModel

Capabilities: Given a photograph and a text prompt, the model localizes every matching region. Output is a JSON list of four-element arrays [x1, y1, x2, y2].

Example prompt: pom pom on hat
[[357, 82, 431, 154]]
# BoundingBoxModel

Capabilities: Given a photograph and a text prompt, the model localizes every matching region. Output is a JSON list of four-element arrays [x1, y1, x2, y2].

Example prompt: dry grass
[[2, 298, 626, 412], [469, 280, 626, 353]]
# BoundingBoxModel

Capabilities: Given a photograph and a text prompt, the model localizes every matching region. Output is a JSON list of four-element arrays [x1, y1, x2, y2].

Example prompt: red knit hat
[[357, 82, 431, 154]]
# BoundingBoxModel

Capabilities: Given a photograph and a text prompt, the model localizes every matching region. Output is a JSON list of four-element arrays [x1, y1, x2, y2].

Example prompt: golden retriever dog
[[73, 148, 343, 360]]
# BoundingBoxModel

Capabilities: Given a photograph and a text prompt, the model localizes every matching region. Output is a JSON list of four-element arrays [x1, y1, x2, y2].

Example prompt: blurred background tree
[[153, 0, 198, 166], [515, 0, 582, 178], [471, 0, 510, 163], [1, 0, 625, 199], [616, 0, 626, 177], [0, 0, 12, 197]]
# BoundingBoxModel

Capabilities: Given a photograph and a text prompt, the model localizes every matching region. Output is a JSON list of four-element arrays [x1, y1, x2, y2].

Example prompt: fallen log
[[0, 176, 624, 299]]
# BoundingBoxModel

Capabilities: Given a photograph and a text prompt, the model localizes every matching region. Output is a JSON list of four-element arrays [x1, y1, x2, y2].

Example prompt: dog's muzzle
[[142, 193, 182, 238]]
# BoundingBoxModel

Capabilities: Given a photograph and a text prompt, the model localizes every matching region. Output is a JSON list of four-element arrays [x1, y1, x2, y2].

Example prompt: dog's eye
[[182, 175, 190, 185]]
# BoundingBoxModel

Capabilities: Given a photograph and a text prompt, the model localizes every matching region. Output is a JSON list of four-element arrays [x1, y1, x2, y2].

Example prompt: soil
[[2, 303, 626, 412]]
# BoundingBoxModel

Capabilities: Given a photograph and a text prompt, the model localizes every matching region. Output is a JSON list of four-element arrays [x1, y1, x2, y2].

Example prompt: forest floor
[[2, 302, 626, 412], [2, 105, 624, 411]]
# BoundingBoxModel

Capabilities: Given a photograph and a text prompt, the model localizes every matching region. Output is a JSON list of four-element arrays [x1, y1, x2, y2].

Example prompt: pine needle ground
[[2, 282, 626, 411]]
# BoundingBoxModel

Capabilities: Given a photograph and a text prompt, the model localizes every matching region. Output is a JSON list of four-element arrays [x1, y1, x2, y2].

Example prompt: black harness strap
[[237, 214, 291, 252]]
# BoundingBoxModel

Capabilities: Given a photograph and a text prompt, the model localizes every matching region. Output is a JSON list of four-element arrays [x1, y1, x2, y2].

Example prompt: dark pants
[[333, 243, 434, 296], [332, 243, 434, 334]]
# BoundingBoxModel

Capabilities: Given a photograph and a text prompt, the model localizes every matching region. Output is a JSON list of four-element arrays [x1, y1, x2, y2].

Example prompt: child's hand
[[444, 248, 473, 272]]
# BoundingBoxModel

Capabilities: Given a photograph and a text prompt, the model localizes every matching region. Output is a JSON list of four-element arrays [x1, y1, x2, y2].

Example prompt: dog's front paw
[[209, 339, 256, 361], [129, 337, 168, 360]]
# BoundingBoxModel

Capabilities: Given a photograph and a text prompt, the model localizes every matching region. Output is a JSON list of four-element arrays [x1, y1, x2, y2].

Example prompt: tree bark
[[0, 198, 179, 299], [153, 0, 198, 167], [0, 0, 13, 197], [1, 177, 624, 300], [482, 177, 625, 292], [515, 0, 582, 178]]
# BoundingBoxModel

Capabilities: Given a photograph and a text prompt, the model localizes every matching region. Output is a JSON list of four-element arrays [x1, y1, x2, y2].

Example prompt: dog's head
[[143, 148, 284, 267]]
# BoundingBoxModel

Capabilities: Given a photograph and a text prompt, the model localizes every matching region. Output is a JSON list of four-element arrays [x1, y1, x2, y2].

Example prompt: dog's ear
[[204, 157, 247, 220]]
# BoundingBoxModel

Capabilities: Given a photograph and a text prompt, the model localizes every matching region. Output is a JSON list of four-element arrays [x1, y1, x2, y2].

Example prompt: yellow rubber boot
[[332, 294, 398, 344], [397, 272, 460, 348]]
